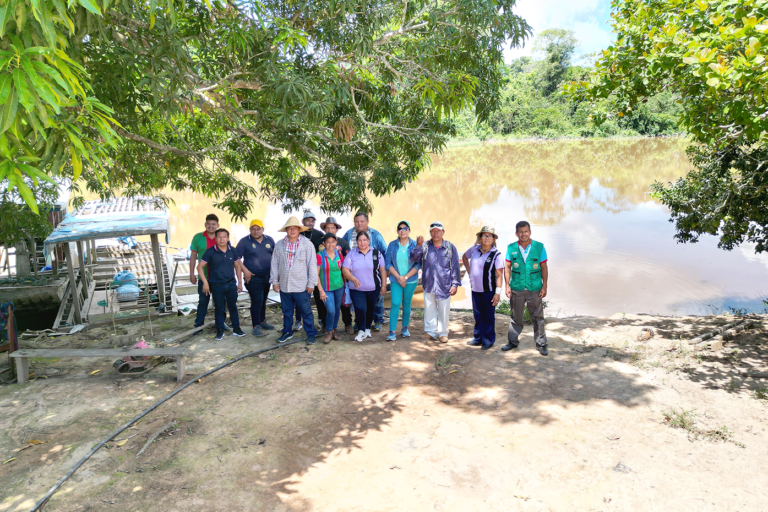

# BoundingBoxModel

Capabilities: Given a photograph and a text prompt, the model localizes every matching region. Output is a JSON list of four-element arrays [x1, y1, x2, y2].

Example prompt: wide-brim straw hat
[[279, 216, 309, 232], [320, 216, 342, 231], [476, 226, 498, 239]]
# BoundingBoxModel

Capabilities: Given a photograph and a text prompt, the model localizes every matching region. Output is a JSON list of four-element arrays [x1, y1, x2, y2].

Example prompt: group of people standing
[[188, 212, 549, 355]]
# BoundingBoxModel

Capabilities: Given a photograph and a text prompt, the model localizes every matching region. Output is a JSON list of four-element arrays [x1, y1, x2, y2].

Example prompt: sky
[[504, 0, 614, 64]]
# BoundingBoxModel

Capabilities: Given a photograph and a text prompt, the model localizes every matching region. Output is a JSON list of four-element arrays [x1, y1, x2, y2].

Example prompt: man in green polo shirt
[[502, 221, 549, 355], [190, 214, 229, 333]]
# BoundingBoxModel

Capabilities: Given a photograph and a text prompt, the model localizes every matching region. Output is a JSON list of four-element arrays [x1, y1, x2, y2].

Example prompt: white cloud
[[504, 0, 614, 63]]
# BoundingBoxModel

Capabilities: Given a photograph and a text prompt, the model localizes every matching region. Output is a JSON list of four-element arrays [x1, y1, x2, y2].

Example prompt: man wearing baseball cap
[[410, 221, 461, 343], [236, 219, 276, 337]]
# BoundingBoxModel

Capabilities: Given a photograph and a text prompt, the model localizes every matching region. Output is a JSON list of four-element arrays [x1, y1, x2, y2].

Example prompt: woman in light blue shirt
[[384, 221, 422, 341]]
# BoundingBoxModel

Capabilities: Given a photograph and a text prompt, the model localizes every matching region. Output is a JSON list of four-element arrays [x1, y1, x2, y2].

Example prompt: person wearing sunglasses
[[384, 221, 422, 341]]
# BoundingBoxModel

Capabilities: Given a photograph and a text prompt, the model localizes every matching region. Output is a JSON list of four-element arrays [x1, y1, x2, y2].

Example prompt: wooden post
[[14, 241, 30, 277], [150, 234, 166, 305], [15, 356, 29, 384], [76, 240, 88, 300], [176, 355, 185, 382], [63, 243, 82, 325]]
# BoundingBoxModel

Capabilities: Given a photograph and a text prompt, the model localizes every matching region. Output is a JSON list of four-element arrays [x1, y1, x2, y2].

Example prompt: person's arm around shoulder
[[461, 246, 472, 279], [270, 242, 280, 293]]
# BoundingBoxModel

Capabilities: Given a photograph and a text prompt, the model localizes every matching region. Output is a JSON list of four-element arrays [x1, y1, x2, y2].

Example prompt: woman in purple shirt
[[342, 232, 387, 342], [461, 226, 504, 350]]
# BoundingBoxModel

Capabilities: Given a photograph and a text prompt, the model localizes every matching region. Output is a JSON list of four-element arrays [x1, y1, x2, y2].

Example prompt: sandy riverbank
[[1, 308, 766, 511]]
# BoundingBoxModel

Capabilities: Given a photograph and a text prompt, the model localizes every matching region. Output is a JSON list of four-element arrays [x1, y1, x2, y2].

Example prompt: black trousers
[[245, 276, 270, 327]]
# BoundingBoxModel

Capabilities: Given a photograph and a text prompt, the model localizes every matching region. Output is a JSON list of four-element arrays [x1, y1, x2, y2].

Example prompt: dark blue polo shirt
[[200, 243, 237, 284], [235, 234, 275, 278]]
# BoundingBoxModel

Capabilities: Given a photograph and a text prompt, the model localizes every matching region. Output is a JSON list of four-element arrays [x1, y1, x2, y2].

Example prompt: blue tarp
[[43, 199, 170, 255]]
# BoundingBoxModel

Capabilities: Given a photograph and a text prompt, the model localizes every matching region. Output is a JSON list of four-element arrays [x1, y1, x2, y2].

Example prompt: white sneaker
[[355, 330, 368, 343], [364, 329, 372, 339], [293, 320, 303, 331]]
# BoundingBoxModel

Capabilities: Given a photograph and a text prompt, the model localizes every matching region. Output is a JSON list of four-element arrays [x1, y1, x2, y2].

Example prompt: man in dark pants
[[197, 229, 247, 340], [502, 221, 549, 356], [295, 210, 325, 331], [190, 214, 230, 334], [320, 217, 353, 334], [236, 219, 276, 337]]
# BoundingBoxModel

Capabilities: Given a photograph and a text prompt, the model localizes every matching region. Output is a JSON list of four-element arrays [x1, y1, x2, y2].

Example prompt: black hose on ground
[[30, 337, 305, 512]]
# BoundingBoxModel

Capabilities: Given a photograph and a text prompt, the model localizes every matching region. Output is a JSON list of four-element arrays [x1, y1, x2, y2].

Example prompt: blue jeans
[[472, 291, 496, 348], [389, 281, 417, 332], [323, 288, 344, 331], [374, 294, 384, 325], [245, 275, 270, 327], [210, 281, 240, 332], [280, 291, 317, 337], [350, 289, 380, 331], [194, 280, 210, 327]]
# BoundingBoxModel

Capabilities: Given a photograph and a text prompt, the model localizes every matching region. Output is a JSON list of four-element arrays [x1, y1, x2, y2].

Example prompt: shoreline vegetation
[[448, 29, 684, 145]]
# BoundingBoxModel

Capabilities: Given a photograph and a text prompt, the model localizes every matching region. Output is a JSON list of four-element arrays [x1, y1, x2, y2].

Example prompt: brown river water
[[142, 137, 768, 317]]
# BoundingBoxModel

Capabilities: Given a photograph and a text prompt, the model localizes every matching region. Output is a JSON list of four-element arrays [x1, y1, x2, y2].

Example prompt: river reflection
[[161, 137, 767, 316]]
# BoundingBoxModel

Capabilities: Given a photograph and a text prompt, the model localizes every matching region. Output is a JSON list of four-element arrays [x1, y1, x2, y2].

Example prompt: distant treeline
[[453, 29, 684, 141]]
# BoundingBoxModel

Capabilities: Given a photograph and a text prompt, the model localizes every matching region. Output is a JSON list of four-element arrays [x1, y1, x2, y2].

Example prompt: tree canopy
[[566, 0, 768, 252], [0, 0, 531, 219]]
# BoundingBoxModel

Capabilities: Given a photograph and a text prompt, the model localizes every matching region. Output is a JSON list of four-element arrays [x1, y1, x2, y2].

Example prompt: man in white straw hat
[[270, 216, 319, 345]]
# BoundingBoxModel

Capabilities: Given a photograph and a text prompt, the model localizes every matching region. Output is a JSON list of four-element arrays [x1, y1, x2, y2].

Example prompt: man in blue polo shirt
[[237, 219, 276, 337], [197, 228, 247, 340]]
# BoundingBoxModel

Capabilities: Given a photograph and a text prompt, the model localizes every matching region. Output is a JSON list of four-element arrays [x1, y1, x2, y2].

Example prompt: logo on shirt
[[265, 244, 271, 249], [533, 263, 539, 270], [252, 243, 256, 248], [513, 262, 519, 268]]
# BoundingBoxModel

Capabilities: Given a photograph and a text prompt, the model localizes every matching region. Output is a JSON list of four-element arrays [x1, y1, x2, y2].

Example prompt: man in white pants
[[410, 222, 461, 343]]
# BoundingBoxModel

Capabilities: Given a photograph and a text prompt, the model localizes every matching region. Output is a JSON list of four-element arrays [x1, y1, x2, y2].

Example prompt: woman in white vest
[[462, 226, 504, 350]]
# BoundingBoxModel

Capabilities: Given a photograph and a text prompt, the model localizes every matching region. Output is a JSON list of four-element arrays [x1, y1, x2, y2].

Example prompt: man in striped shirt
[[270, 216, 318, 344]]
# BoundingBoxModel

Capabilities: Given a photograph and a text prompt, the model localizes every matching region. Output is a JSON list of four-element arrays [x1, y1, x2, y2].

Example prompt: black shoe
[[306, 336, 316, 345], [501, 343, 518, 352], [538, 346, 549, 356], [232, 328, 246, 337], [467, 340, 482, 347], [193, 327, 203, 336], [215, 330, 224, 341], [260, 321, 275, 330], [278, 332, 293, 343], [481, 345, 493, 351]]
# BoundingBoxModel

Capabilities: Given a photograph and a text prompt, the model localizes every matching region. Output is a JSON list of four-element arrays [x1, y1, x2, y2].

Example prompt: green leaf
[[0, 73, 12, 104], [76, 0, 102, 15], [0, 92, 17, 133], [12, 67, 34, 111], [70, 145, 82, 179], [13, 168, 39, 213]]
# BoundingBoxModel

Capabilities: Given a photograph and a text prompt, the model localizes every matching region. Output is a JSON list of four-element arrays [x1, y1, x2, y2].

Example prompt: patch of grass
[[268, 352, 277, 361], [495, 300, 548, 323], [662, 408, 744, 447], [663, 407, 697, 431], [754, 388, 768, 400], [435, 354, 453, 370]]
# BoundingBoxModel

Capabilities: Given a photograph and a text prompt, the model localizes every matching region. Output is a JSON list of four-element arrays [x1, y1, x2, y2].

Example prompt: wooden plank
[[63, 244, 82, 324], [76, 240, 88, 300], [150, 234, 166, 305], [159, 320, 215, 346], [10, 347, 188, 358]]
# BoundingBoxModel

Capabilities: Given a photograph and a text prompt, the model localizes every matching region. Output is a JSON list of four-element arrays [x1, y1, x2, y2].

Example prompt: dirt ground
[[1, 307, 767, 511]]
